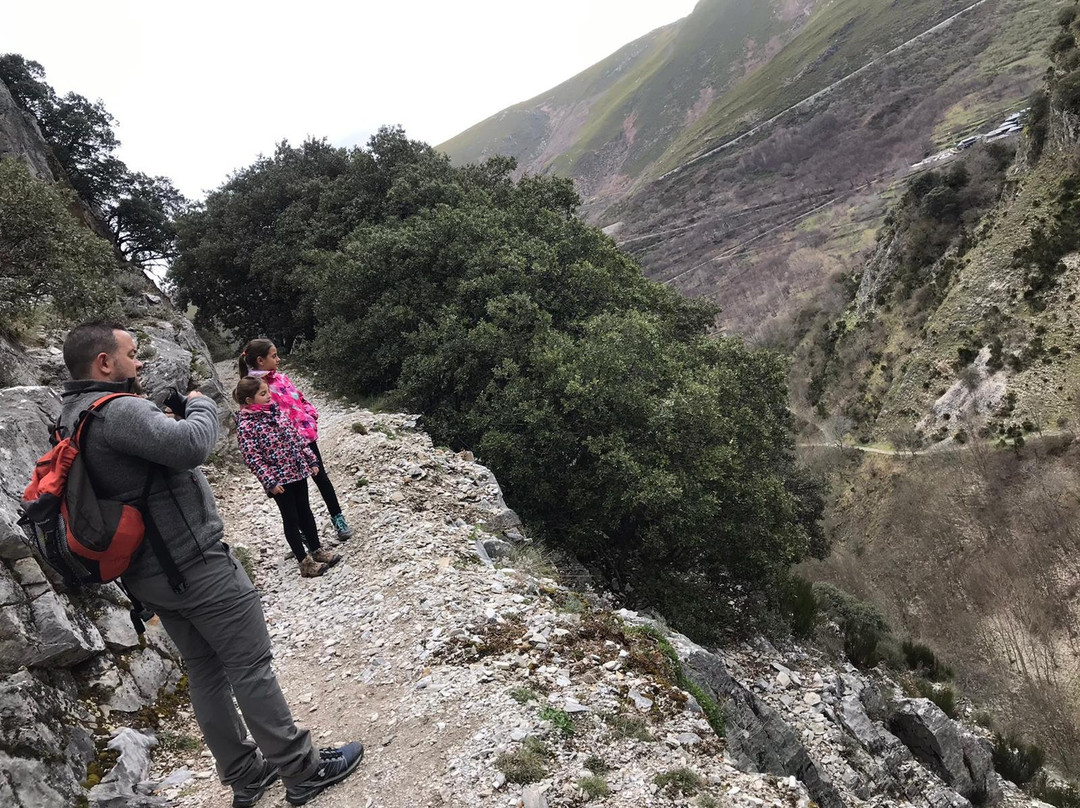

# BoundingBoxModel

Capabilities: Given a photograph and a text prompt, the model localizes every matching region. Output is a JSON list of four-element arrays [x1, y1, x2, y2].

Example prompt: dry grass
[[803, 440, 1080, 773]]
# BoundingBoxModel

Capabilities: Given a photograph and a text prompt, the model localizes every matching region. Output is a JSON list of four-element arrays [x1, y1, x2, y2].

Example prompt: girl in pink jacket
[[234, 377, 340, 578], [240, 338, 353, 541]]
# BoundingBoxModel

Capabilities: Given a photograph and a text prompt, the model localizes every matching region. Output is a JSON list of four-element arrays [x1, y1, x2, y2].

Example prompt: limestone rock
[[0, 386, 61, 561], [29, 589, 106, 667], [88, 728, 169, 807], [0, 79, 57, 181], [93, 602, 142, 654], [889, 698, 973, 796]]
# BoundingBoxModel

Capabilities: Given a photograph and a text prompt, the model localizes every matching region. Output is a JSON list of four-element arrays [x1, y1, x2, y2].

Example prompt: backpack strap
[[139, 465, 188, 595], [76, 394, 188, 595]]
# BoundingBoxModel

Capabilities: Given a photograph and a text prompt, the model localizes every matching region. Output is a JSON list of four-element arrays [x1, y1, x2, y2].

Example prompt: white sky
[[2, 1, 698, 201]]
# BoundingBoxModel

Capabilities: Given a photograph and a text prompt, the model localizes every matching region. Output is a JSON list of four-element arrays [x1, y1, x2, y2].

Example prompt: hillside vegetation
[[170, 132, 825, 641], [797, 5, 1080, 777], [440, 0, 1056, 347]]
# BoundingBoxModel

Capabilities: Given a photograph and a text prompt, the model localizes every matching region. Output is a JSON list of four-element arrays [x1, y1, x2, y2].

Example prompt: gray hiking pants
[[124, 542, 319, 788]]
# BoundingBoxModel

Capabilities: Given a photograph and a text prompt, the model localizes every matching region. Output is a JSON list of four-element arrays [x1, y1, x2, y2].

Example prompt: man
[[59, 321, 362, 807]]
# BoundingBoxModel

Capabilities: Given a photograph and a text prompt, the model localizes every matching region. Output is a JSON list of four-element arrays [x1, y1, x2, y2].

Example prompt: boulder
[[0, 560, 26, 606], [682, 647, 844, 808], [0, 752, 69, 807], [93, 602, 142, 654], [888, 698, 973, 796], [88, 728, 169, 807], [0, 79, 57, 181], [29, 589, 107, 668], [0, 667, 95, 806], [0, 386, 61, 561], [961, 732, 1002, 806], [0, 601, 36, 675]]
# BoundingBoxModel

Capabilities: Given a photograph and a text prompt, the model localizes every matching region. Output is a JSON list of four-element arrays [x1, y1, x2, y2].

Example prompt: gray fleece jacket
[[59, 379, 224, 579]]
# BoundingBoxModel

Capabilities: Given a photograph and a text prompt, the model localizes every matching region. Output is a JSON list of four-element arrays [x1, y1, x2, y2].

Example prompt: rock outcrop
[[0, 79, 57, 182], [0, 334, 216, 806]]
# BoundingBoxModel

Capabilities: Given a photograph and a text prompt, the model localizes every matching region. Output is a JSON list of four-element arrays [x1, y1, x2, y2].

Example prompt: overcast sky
[[2, 1, 698, 200]]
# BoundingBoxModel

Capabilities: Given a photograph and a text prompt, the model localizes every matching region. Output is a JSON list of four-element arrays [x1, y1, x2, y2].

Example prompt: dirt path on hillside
[[148, 365, 504, 808]]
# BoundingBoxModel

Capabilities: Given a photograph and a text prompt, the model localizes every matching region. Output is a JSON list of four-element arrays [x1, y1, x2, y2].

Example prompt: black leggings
[[307, 441, 342, 517], [272, 479, 321, 562]]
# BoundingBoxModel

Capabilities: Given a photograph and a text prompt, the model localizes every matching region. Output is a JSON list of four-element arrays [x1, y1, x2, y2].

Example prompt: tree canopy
[[0, 54, 188, 269], [171, 126, 826, 640], [0, 158, 119, 324]]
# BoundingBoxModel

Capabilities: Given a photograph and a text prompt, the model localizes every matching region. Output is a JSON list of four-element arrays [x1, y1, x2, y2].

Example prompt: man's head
[[63, 321, 143, 384]]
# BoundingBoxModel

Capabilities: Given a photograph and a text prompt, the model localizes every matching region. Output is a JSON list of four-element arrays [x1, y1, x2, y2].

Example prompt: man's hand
[[187, 390, 205, 399], [309, 466, 321, 476], [271, 485, 285, 496]]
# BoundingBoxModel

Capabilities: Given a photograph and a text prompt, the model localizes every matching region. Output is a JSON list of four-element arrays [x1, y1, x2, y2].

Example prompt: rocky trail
[[132, 364, 1049, 808]]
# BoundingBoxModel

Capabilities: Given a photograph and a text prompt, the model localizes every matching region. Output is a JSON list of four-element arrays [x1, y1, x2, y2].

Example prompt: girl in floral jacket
[[234, 377, 340, 578], [240, 339, 353, 541]]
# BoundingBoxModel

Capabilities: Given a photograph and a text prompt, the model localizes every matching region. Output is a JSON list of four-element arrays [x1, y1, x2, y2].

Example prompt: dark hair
[[239, 338, 274, 377], [63, 321, 127, 379], [233, 376, 265, 406]]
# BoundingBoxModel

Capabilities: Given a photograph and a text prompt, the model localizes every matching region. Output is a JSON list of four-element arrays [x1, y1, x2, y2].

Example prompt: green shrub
[[495, 737, 550, 784], [603, 712, 652, 741], [1051, 31, 1077, 55], [902, 640, 954, 681], [1058, 4, 1078, 28], [578, 775, 610, 799], [351, 421, 368, 434], [508, 686, 538, 705], [1055, 70, 1080, 114], [654, 767, 704, 796], [782, 575, 818, 639], [915, 678, 958, 718], [813, 582, 891, 668], [231, 546, 257, 582], [172, 132, 827, 643], [539, 706, 574, 736], [992, 733, 1045, 785], [583, 755, 610, 775], [0, 158, 120, 322]]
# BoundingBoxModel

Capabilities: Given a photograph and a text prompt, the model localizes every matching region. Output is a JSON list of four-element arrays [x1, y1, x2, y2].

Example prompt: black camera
[[161, 387, 187, 418]]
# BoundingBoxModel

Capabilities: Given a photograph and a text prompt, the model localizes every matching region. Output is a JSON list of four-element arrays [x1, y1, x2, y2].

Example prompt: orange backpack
[[19, 394, 159, 588]]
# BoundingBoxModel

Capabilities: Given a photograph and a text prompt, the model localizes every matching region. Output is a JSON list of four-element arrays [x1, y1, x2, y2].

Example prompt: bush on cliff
[[0, 158, 119, 326], [171, 128, 826, 639]]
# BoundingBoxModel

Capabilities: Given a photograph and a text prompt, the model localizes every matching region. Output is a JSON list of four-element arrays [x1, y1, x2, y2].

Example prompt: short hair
[[63, 321, 128, 379]]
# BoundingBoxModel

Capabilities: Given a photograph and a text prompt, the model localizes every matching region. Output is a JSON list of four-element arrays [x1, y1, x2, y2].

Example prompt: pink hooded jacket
[[248, 370, 319, 443], [235, 404, 318, 494]]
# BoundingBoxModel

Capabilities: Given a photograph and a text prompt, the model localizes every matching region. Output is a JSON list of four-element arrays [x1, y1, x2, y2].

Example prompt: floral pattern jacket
[[235, 404, 318, 494], [248, 370, 319, 442]]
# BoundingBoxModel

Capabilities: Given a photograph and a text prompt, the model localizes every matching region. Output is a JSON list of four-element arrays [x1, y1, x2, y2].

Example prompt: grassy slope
[[437, 24, 676, 167], [654, 0, 981, 176]]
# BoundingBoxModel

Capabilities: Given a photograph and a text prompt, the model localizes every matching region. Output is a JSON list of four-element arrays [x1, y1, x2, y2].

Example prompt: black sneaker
[[232, 758, 279, 808], [285, 742, 364, 806]]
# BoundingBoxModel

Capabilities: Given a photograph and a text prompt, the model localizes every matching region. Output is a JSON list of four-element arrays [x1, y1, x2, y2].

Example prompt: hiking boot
[[232, 758, 279, 808], [311, 547, 341, 567], [299, 555, 328, 578], [285, 742, 364, 806], [331, 513, 353, 541]]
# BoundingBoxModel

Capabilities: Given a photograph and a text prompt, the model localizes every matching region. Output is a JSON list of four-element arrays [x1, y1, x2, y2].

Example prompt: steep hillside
[[794, 12, 1080, 778], [440, 0, 1056, 339]]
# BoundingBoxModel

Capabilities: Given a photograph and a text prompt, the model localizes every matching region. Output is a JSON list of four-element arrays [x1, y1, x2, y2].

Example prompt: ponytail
[[239, 338, 274, 378]]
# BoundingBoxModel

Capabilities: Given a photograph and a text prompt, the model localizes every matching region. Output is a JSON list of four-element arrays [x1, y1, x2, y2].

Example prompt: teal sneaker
[[331, 513, 352, 541]]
